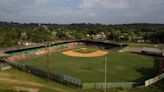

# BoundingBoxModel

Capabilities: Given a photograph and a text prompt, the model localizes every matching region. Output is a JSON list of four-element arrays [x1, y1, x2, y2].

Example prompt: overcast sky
[[0, 0, 164, 24]]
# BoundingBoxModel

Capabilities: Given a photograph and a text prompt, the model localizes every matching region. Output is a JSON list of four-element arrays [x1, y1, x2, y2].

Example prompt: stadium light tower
[[104, 56, 107, 92], [44, 25, 51, 82]]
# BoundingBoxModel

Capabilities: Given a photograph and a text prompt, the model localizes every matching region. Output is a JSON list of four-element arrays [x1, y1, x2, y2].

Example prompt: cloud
[[0, 0, 164, 24], [80, 0, 129, 10], [35, 0, 58, 6], [80, 0, 164, 11], [89, 12, 96, 17], [35, 0, 47, 5], [79, 0, 164, 22]]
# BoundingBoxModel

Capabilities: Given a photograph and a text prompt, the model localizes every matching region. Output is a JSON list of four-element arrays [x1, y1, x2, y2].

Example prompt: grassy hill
[[0, 69, 163, 92]]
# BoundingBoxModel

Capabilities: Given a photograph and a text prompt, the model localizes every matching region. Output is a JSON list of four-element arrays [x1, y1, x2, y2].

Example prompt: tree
[[149, 32, 164, 43], [30, 26, 54, 42]]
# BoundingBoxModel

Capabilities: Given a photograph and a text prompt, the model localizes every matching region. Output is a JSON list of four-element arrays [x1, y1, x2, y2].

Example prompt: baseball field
[[18, 46, 157, 83]]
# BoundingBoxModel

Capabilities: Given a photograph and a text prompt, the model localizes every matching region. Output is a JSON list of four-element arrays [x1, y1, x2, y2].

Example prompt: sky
[[0, 0, 164, 24]]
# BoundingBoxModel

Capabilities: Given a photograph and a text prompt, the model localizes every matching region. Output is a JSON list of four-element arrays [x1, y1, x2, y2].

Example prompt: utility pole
[[104, 56, 107, 92]]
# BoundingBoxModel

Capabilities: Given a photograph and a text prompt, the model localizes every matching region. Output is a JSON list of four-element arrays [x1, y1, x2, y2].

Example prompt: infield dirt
[[62, 48, 108, 57]]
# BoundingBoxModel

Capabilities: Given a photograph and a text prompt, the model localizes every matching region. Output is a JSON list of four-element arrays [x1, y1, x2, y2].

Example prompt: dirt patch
[[62, 49, 108, 57], [7, 54, 27, 62], [80, 48, 88, 52]]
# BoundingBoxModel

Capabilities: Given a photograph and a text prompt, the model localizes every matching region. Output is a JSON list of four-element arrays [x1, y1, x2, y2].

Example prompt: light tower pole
[[104, 56, 107, 92]]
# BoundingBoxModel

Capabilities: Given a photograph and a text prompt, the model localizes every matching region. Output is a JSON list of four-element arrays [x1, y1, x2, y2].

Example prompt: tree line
[[0, 21, 164, 47]]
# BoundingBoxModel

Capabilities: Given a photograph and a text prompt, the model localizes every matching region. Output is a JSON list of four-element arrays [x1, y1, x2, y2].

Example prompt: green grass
[[128, 42, 156, 48], [0, 69, 101, 92], [20, 47, 156, 82]]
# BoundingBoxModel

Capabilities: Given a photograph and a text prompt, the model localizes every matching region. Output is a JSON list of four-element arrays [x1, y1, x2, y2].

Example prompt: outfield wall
[[82, 71, 164, 89], [83, 82, 138, 89], [145, 72, 164, 87], [82, 72, 164, 89]]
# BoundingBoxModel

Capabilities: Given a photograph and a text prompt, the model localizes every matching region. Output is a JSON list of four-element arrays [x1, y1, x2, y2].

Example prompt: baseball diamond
[[4, 40, 158, 85]]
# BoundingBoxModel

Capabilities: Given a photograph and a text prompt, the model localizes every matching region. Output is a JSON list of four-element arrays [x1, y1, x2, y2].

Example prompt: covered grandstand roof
[[85, 40, 127, 46], [0, 40, 127, 53], [0, 40, 79, 52]]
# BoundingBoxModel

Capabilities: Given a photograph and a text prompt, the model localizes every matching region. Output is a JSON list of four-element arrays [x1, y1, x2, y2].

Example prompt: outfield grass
[[19, 47, 157, 83]]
